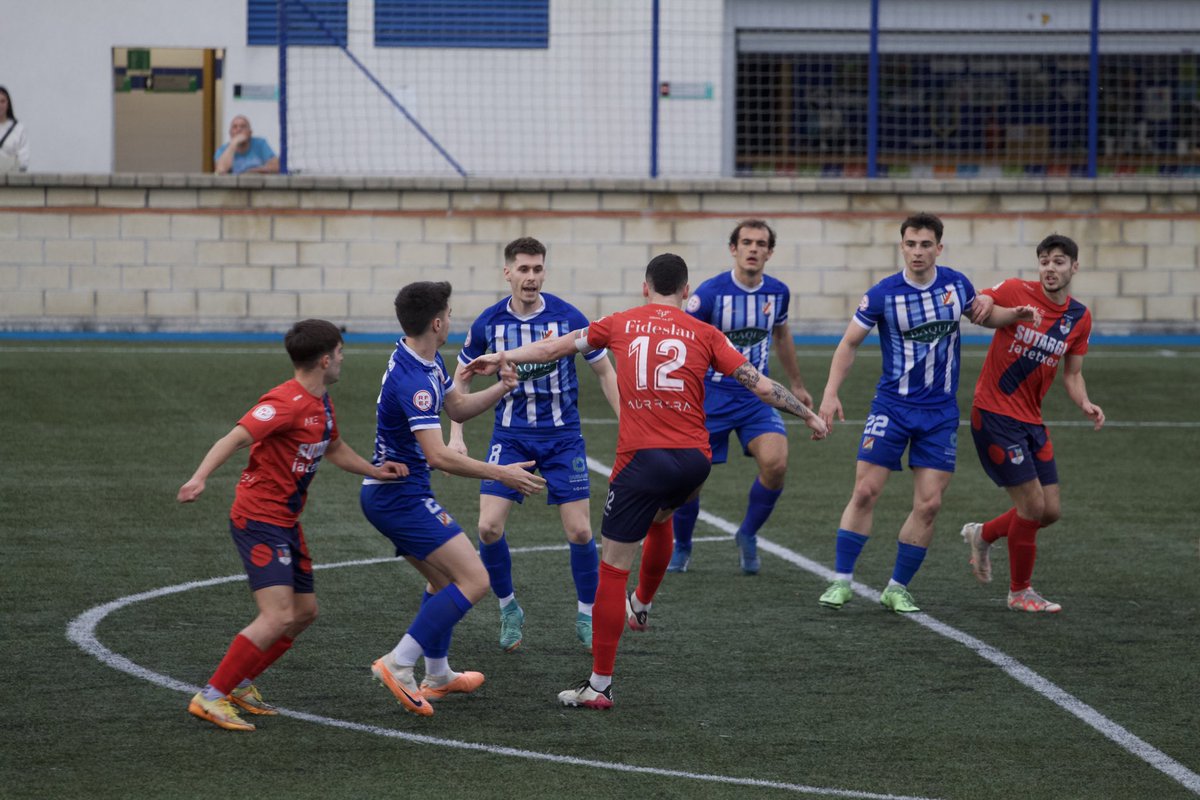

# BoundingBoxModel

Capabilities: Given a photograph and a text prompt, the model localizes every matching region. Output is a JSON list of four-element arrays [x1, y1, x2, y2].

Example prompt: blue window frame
[[248, 0, 348, 47], [375, 0, 549, 49]]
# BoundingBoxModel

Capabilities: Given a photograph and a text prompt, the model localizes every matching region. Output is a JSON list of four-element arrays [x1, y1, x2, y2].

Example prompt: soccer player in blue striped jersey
[[816, 213, 1039, 613], [363, 281, 546, 717], [450, 238, 621, 652], [669, 220, 816, 575]]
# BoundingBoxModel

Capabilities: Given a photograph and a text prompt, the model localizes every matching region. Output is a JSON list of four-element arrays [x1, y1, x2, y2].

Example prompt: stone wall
[[2, 174, 1197, 335]]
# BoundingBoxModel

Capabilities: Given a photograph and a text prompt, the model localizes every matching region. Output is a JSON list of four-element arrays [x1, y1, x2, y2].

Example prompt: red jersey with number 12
[[586, 303, 747, 459], [972, 279, 1092, 425], [230, 378, 340, 527]]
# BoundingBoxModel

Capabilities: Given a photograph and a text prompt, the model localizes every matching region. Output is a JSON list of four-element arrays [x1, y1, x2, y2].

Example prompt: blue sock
[[419, 590, 452, 659], [673, 496, 700, 549], [479, 533, 514, 599], [891, 542, 928, 586], [737, 477, 783, 538], [406, 584, 473, 652], [568, 540, 599, 604], [834, 528, 870, 574]]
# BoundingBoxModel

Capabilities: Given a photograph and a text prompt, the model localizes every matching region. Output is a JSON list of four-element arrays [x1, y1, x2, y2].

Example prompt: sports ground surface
[[3, 340, 1197, 799]]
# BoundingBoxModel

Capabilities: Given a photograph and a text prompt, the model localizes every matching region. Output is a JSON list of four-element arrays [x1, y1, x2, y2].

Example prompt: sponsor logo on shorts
[[437, 511, 453, 526], [572, 456, 587, 474], [252, 404, 276, 422], [413, 389, 434, 412], [250, 543, 273, 568], [862, 436, 875, 451]]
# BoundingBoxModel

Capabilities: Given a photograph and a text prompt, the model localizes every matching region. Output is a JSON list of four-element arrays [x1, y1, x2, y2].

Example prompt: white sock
[[589, 672, 612, 692], [498, 593, 516, 609], [835, 572, 853, 582], [424, 656, 450, 677], [201, 684, 225, 701], [886, 578, 905, 589], [389, 634, 423, 668], [577, 601, 593, 615]]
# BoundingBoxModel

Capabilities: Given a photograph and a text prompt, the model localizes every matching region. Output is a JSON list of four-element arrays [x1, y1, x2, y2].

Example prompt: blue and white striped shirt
[[459, 293, 606, 437], [368, 339, 454, 493], [684, 270, 791, 394], [854, 266, 977, 407]]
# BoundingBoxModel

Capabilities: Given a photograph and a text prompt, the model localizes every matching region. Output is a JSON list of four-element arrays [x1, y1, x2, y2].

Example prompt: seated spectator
[[214, 115, 279, 175], [0, 86, 30, 173]]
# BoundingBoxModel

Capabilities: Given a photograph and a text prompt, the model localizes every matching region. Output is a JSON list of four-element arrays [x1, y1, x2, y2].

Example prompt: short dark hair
[[728, 219, 776, 250], [284, 318, 343, 369], [1036, 233, 1079, 262], [645, 253, 689, 296], [0, 86, 14, 121], [504, 237, 547, 263], [900, 212, 945, 243], [394, 281, 452, 336]]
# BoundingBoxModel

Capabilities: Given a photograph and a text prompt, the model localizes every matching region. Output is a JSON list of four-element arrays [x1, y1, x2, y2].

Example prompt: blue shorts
[[856, 398, 959, 473], [704, 389, 787, 465], [601, 448, 711, 543], [480, 432, 591, 505], [360, 483, 465, 561], [970, 406, 1058, 488], [229, 516, 314, 593]]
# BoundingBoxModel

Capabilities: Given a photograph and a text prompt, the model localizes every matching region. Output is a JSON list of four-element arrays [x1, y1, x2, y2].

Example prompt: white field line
[[581, 418, 1200, 428], [66, 558, 938, 800], [589, 453, 1200, 797]]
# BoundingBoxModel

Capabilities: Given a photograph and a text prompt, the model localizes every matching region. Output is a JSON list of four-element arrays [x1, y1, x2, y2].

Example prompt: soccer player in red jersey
[[464, 254, 828, 708], [177, 319, 407, 731], [961, 234, 1105, 613]]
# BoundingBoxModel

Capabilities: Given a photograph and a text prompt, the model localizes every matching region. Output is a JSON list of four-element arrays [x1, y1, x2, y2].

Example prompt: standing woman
[[0, 87, 30, 172]]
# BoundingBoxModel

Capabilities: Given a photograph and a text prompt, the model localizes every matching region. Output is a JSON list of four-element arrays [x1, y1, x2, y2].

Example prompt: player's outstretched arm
[[447, 361, 476, 455], [589, 353, 621, 420], [445, 356, 518, 423], [1062, 355, 1105, 431], [324, 438, 408, 480], [772, 321, 813, 407], [414, 428, 546, 495], [731, 362, 828, 440], [177, 425, 255, 502], [818, 320, 870, 431], [973, 302, 1043, 330], [461, 330, 587, 377]]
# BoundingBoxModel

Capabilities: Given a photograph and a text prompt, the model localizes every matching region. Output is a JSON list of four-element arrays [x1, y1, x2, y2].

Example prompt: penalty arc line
[[591, 454, 1200, 797], [65, 557, 939, 800]]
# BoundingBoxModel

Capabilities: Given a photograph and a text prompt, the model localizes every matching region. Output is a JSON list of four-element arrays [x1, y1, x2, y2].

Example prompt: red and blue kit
[[229, 378, 339, 529], [972, 279, 1092, 425], [585, 304, 747, 471]]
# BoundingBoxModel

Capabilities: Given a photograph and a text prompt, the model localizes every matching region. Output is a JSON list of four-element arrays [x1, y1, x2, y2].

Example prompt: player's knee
[[850, 482, 882, 509], [458, 563, 491, 604], [914, 494, 942, 522], [477, 520, 504, 544], [294, 603, 318, 630], [1040, 506, 1061, 527], [758, 459, 788, 488], [564, 526, 593, 545]]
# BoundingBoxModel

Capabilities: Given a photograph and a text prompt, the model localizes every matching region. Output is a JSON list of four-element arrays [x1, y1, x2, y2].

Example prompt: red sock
[[591, 561, 630, 678], [208, 634, 267, 695], [982, 507, 1018, 543], [1007, 514, 1041, 592], [635, 518, 674, 605], [245, 636, 294, 683]]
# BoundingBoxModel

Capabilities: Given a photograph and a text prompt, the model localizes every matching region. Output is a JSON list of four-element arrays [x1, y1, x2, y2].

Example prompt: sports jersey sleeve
[[236, 394, 296, 441], [1069, 308, 1092, 356], [567, 307, 608, 363], [774, 283, 791, 327], [959, 274, 978, 312], [586, 315, 613, 350], [684, 285, 714, 321], [853, 285, 886, 330], [458, 313, 490, 366]]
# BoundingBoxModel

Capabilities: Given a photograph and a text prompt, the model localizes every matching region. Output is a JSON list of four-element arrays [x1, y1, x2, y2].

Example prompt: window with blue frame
[[248, 0, 348, 47], [375, 0, 549, 49]]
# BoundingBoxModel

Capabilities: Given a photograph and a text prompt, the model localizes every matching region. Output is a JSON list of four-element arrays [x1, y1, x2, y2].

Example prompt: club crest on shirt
[[686, 294, 701, 313], [941, 288, 955, 306], [857, 295, 869, 312], [252, 404, 276, 421], [903, 319, 958, 343], [412, 389, 434, 412], [1059, 316, 1073, 335]]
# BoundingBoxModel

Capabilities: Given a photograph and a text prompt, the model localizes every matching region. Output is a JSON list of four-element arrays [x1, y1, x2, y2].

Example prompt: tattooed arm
[[731, 362, 829, 440]]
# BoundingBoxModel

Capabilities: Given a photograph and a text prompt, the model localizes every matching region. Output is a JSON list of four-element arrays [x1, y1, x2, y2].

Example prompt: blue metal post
[[650, 0, 660, 178], [867, 0, 880, 177], [1087, 0, 1100, 177], [278, 0, 289, 174]]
